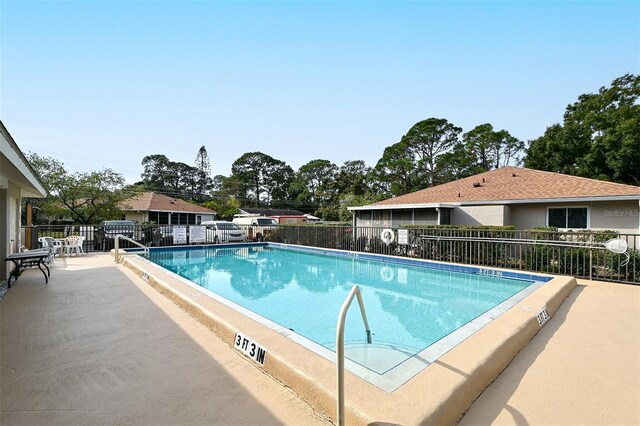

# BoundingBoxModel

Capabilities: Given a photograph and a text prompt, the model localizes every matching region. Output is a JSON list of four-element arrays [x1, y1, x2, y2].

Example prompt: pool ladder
[[336, 284, 372, 426], [114, 235, 150, 263]]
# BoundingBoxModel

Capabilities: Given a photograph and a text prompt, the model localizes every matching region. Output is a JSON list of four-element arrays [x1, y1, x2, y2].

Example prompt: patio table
[[4, 249, 51, 287]]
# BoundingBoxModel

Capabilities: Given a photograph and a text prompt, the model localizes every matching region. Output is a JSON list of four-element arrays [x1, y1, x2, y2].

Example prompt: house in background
[[1, 121, 47, 281], [348, 167, 640, 233], [237, 208, 308, 224], [304, 213, 321, 223], [120, 192, 216, 225]]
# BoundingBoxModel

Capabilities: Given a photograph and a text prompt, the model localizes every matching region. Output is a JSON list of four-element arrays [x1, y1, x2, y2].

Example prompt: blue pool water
[[145, 244, 549, 376]]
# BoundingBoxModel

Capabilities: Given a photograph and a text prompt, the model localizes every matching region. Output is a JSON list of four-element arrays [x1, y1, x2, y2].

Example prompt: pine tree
[[194, 146, 212, 201]]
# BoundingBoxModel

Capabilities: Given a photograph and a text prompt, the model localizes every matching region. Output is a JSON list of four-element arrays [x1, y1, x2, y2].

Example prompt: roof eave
[[348, 203, 459, 211], [348, 195, 640, 210], [0, 122, 47, 198], [458, 195, 640, 205]]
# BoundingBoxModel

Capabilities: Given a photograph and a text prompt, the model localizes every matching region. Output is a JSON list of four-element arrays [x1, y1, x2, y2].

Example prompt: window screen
[[548, 207, 588, 229], [567, 208, 588, 228], [548, 208, 567, 228]]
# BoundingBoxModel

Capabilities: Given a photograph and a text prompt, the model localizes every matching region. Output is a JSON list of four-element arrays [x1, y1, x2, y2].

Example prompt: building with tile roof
[[348, 167, 640, 232], [120, 192, 216, 225]]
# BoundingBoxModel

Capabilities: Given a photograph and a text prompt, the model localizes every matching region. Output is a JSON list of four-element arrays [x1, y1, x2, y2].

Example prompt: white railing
[[336, 284, 372, 426], [114, 234, 149, 263]]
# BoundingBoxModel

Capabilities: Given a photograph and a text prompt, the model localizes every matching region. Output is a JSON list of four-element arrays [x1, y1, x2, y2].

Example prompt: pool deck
[[1, 253, 638, 425], [0, 254, 329, 425]]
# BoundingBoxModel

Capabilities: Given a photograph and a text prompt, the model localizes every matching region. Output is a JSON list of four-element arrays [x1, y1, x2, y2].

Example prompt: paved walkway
[[0, 255, 329, 425], [1, 254, 638, 425], [460, 278, 640, 425]]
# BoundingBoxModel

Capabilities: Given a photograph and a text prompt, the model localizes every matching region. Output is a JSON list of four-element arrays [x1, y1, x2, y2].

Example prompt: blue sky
[[1, 1, 638, 183]]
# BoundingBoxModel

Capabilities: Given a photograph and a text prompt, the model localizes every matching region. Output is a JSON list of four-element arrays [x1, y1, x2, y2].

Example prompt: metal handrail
[[336, 285, 371, 426], [420, 234, 618, 248], [420, 235, 631, 272], [114, 234, 149, 263]]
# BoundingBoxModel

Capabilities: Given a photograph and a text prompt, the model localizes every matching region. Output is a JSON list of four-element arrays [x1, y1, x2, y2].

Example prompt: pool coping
[[120, 244, 577, 425]]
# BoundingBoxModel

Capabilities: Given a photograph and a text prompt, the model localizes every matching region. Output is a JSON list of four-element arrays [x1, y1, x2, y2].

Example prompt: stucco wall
[[1, 183, 22, 280], [452, 205, 509, 226], [125, 213, 146, 223], [0, 188, 7, 279], [200, 214, 216, 222], [355, 200, 639, 234], [510, 200, 639, 233], [589, 200, 639, 233]]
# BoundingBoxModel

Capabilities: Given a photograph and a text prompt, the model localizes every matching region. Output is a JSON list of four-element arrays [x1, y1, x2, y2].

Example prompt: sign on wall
[[173, 226, 187, 244], [397, 229, 409, 245], [234, 331, 267, 365], [189, 225, 206, 243], [536, 306, 550, 326]]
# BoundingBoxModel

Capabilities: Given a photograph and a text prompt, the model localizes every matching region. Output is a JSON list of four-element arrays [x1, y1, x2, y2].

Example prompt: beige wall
[[510, 200, 639, 233], [200, 214, 216, 222], [587, 200, 639, 233], [452, 205, 510, 226], [355, 200, 640, 234], [1, 182, 23, 280], [0, 188, 8, 279], [509, 204, 547, 230], [125, 212, 146, 223], [275, 217, 307, 224]]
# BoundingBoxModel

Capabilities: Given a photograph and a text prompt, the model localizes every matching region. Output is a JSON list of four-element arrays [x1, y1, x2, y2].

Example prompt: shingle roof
[[120, 192, 216, 214], [371, 167, 640, 206]]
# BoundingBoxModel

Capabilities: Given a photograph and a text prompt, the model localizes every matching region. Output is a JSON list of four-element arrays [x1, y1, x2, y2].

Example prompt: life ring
[[380, 266, 394, 282], [380, 228, 395, 245]]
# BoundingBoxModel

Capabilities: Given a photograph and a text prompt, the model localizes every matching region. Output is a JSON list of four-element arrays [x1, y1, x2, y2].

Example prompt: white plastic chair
[[64, 236, 84, 256], [53, 239, 65, 256], [38, 237, 57, 266]]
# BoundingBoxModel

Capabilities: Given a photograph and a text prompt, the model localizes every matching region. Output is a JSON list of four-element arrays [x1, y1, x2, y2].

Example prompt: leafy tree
[[294, 159, 338, 205], [436, 143, 481, 183], [140, 154, 175, 191], [374, 118, 462, 195], [27, 153, 128, 224], [463, 124, 524, 171], [333, 160, 371, 196], [526, 73, 640, 185], [265, 162, 295, 207], [402, 118, 462, 187], [373, 141, 418, 196], [139, 153, 205, 200], [230, 152, 294, 207], [202, 197, 241, 221], [335, 193, 380, 223]]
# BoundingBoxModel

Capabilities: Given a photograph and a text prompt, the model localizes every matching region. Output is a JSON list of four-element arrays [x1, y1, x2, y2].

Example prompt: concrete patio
[[0, 254, 329, 425], [1, 254, 638, 425]]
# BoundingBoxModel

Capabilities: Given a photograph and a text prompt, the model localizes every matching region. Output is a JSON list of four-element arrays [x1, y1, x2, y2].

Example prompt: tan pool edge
[[121, 255, 577, 425]]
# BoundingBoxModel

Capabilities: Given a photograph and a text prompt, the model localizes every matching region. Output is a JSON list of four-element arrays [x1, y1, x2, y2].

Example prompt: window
[[439, 208, 451, 225], [547, 207, 588, 229], [148, 211, 170, 225]]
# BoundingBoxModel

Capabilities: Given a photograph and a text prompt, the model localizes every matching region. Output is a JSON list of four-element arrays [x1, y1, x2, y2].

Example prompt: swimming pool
[[143, 243, 552, 390]]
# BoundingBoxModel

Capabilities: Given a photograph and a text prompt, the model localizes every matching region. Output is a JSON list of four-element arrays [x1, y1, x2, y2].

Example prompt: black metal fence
[[23, 223, 248, 253], [263, 226, 639, 285], [21, 224, 639, 284]]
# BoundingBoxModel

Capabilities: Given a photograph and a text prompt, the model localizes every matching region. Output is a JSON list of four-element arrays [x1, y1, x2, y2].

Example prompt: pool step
[[344, 342, 422, 374]]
